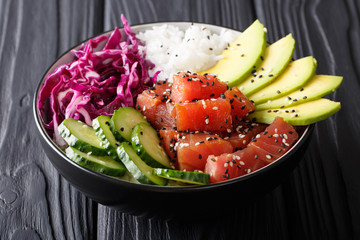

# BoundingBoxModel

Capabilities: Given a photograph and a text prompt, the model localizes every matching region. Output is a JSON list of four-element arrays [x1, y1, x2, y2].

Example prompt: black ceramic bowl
[[33, 22, 314, 220]]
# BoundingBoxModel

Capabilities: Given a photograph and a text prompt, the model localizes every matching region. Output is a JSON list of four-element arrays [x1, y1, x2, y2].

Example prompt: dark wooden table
[[1, 0, 359, 239]]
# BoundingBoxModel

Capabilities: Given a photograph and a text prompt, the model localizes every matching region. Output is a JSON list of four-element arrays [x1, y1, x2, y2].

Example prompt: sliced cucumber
[[131, 122, 171, 168], [92, 115, 120, 150], [110, 107, 148, 142], [116, 142, 168, 185], [58, 118, 108, 156], [153, 168, 210, 185], [65, 147, 126, 177]]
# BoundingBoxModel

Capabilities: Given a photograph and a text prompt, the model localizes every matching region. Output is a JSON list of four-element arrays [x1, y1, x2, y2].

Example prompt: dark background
[[0, 0, 359, 239]]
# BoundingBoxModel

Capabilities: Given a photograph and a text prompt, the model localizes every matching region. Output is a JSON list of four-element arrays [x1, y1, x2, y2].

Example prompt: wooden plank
[[0, 0, 103, 239], [254, 0, 359, 239]]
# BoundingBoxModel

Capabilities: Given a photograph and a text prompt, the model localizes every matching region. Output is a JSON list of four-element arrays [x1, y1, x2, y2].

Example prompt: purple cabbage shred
[[37, 15, 158, 146]]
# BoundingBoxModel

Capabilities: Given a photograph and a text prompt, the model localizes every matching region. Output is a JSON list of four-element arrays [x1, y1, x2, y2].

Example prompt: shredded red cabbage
[[38, 15, 157, 146]]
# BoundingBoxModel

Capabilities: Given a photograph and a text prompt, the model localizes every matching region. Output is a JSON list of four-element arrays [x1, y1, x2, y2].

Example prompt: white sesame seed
[[224, 162, 228, 167], [195, 142, 200, 146], [243, 140, 246, 144], [239, 134, 246, 139], [247, 169, 251, 173], [273, 134, 279, 137], [205, 119, 209, 125], [266, 154, 272, 159], [283, 134, 288, 139], [212, 107, 218, 110], [256, 134, 261, 139], [227, 128, 232, 133], [143, 106, 146, 111], [230, 161, 234, 167], [239, 161, 245, 165]]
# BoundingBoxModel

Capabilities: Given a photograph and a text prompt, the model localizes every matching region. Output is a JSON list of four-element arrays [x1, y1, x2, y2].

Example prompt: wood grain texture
[[0, 0, 359, 239]]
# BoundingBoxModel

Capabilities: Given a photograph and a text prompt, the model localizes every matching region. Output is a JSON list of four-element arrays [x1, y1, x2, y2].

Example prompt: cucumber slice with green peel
[[116, 142, 168, 185], [92, 115, 121, 150], [237, 34, 295, 96], [153, 168, 210, 185], [248, 98, 341, 125], [131, 122, 171, 168], [248, 56, 317, 104], [65, 147, 126, 177], [199, 20, 267, 87], [110, 107, 148, 142], [255, 75, 343, 110], [58, 118, 108, 156]]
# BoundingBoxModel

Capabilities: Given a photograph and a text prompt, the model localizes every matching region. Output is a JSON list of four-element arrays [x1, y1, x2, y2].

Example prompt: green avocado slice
[[249, 56, 317, 104], [255, 75, 343, 111], [248, 98, 341, 125], [237, 34, 295, 96], [200, 20, 267, 87]]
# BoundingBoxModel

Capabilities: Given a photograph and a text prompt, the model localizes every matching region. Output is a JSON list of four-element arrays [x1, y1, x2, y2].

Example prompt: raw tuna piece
[[204, 117, 298, 183], [249, 117, 298, 164], [175, 98, 232, 132], [159, 128, 186, 169], [205, 147, 265, 183], [224, 87, 256, 123], [171, 72, 227, 103], [225, 123, 267, 150], [176, 133, 233, 172], [136, 81, 176, 130]]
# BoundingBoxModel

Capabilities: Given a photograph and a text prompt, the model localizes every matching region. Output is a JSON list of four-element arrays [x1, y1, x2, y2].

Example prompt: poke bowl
[[33, 17, 341, 219]]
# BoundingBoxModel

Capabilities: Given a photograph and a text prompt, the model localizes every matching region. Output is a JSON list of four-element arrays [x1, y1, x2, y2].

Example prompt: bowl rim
[[33, 21, 313, 193]]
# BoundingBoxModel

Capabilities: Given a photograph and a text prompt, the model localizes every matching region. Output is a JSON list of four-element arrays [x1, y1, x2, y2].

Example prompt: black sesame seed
[[255, 155, 258, 159], [140, 131, 143, 135], [277, 90, 281, 94], [230, 98, 235, 104], [120, 127, 124, 132], [303, 96, 307, 99], [300, 88, 304, 91], [199, 154, 202, 159], [268, 135, 273, 138], [268, 74, 274, 77], [251, 79, 255, 83], [220, 93, 226, 99]]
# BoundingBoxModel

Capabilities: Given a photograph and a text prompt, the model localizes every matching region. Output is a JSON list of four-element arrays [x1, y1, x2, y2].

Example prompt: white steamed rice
[[136, 24, 240, 81]]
